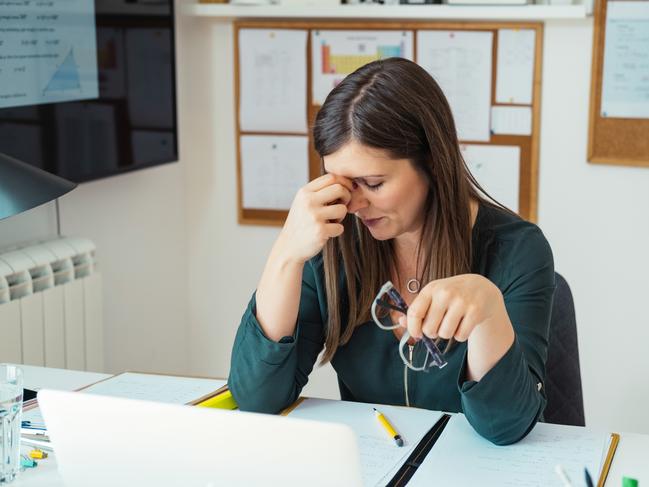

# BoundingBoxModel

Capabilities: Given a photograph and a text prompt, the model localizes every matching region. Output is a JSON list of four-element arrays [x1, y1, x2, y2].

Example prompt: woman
[[228, 57, 554, 445]]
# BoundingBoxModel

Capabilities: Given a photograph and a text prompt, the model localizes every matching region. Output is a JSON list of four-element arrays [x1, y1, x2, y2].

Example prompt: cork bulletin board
[[588, 0, 649, 167], [234, 20, 544, 226]]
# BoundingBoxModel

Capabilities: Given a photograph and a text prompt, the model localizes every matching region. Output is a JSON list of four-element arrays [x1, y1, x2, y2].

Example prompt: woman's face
[[323, 140, 430, 241]]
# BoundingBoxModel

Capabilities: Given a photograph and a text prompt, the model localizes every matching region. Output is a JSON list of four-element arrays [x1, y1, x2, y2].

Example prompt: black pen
[[584, 467, 594, 487]]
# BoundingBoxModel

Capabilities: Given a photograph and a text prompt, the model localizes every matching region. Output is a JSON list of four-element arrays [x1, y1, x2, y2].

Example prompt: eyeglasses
[[371, 281, 448, 371]]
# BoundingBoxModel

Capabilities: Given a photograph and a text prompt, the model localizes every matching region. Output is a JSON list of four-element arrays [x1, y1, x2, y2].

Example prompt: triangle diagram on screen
[[44, 48, 81, 93]]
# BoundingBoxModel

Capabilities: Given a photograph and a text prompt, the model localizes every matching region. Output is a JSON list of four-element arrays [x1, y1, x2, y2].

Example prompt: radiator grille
[[0, 237, 103, 372]]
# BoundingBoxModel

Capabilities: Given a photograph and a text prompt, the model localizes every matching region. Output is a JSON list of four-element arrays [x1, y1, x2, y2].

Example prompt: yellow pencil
[[373, 408, 404, 447]]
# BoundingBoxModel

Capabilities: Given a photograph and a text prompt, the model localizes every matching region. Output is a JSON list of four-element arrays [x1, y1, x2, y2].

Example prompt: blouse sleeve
[[459, 225, 556, 445], [227, 258, 326, 414]]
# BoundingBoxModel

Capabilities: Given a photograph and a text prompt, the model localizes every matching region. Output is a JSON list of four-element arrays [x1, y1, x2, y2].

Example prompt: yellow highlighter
[[197, 389, 238, 410], [373, 407, 404, 447]]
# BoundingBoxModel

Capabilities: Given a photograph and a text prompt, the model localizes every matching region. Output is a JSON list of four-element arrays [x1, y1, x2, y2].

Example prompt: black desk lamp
[[0, 152, 77, 222]]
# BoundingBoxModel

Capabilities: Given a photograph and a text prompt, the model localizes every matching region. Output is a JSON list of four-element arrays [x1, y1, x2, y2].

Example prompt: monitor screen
[[0, 0, 178, 183]]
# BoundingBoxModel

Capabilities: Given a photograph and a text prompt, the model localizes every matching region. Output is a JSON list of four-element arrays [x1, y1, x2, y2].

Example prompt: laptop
[[38, 389, 363, 487]]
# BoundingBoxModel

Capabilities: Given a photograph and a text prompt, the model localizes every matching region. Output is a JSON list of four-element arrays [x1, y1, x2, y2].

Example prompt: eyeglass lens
[[375, 285, 447, 370]]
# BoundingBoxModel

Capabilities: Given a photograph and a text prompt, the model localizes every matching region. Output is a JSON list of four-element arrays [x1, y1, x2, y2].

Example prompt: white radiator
[[0, 238, 103, 372]]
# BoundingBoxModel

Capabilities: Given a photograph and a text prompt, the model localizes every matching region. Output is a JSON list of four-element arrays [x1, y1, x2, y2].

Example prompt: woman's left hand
[[403, 274, 505, 342], [402, 274, 515, 380]]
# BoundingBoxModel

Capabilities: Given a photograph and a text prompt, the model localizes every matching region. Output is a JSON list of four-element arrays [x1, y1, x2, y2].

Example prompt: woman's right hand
[[276, 174, 353, 264]]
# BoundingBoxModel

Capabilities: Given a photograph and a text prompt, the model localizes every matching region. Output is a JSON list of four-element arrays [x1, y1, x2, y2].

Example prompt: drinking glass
[[0, 365, 23, 484]]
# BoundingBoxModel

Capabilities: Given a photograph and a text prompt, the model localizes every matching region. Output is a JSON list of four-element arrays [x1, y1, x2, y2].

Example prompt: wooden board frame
[[588, 0, 649, 167], [234, 20, 544, 225]]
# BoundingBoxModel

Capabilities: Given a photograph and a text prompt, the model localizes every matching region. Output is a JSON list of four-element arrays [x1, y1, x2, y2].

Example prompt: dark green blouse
[[228, 204, 555, 445]]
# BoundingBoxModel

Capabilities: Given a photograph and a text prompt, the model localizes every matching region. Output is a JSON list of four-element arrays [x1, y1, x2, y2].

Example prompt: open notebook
[[408, 413, 615, 487], [284, 398, 444, 487], [282, 398, 618, 487]]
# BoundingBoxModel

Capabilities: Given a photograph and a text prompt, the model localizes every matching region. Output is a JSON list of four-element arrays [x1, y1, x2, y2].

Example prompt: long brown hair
[[313, 58, 490, 363]]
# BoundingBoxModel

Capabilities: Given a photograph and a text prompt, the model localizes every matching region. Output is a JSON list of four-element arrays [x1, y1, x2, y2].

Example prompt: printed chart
[[0, 0, 99, 109], [311, 30, 414, 105]]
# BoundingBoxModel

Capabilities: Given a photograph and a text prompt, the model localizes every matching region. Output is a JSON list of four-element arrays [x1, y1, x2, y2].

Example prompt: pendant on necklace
[[406, 278, 420, 294]]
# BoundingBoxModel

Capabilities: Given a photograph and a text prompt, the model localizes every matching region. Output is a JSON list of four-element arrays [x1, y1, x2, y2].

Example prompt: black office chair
[[543, 272, 585, 427]]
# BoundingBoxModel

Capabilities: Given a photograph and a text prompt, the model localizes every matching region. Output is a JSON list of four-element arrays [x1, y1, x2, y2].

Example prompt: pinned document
[[461, 144, 520, 213], [417, 30, 493, 142], [601, 1, 649, 119], [311, 30, 414, 105], [239, 29, 308, 132], [491, 106, 532, 136], [240, 135, 309, 210], [495, 29, 536, 105]]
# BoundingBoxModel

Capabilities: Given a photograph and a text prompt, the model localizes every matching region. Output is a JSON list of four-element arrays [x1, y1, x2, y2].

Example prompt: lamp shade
[[0, 152, 77, 221]]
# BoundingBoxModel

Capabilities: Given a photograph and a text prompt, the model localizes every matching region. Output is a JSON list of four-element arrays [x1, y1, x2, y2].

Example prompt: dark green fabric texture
[[228, 204, 555, 445]]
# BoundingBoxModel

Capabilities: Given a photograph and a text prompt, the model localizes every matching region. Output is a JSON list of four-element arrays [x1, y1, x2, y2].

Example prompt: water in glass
[[0, 365, 23, 484]]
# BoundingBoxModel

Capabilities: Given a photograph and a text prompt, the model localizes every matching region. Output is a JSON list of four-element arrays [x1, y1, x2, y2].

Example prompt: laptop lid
[[38, 389, 363, 487]]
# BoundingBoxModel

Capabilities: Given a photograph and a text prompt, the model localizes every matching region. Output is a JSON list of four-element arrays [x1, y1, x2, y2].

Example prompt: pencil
[[373, 407, 404, 447]]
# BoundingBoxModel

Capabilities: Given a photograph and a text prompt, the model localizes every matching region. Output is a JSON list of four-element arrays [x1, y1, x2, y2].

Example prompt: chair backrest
[[543, 272, 585, 426], [544, 273, 585, 426]]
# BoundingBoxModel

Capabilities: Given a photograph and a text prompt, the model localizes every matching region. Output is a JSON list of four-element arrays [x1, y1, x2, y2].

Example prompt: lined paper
[[409, 414, 607, 487], [288, 398, 443, 486], [79, 373, 226, 404]]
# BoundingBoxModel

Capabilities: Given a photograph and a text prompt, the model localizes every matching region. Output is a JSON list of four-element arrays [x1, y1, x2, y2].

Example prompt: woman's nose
[[347, 187, 368, 214]]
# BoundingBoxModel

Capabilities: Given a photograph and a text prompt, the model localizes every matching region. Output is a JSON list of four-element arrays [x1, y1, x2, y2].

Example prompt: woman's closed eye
[[355, 178, 384, 191]]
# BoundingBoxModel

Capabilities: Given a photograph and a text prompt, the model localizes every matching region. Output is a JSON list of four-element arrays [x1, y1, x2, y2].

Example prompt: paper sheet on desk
[[287, 398, 443, 487], [22, 373, 227, 426], [77, 373, 227, 404], [408, 414, 607, 487]]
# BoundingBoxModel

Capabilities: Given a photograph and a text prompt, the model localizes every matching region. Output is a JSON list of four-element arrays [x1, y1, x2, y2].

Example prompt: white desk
[[12, 365, 649, 486], [15, 365, 111, 487]]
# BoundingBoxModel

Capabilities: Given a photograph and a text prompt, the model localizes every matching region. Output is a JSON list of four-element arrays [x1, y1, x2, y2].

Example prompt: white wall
[[178, 11, 340, 398], [2, 9, 646, 434], [57, 165, 190, 374], [180, 13, 649, 433], [0, 204, 58, 250], [0, 158, 190, 376], [539, 20, 649, 433]]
